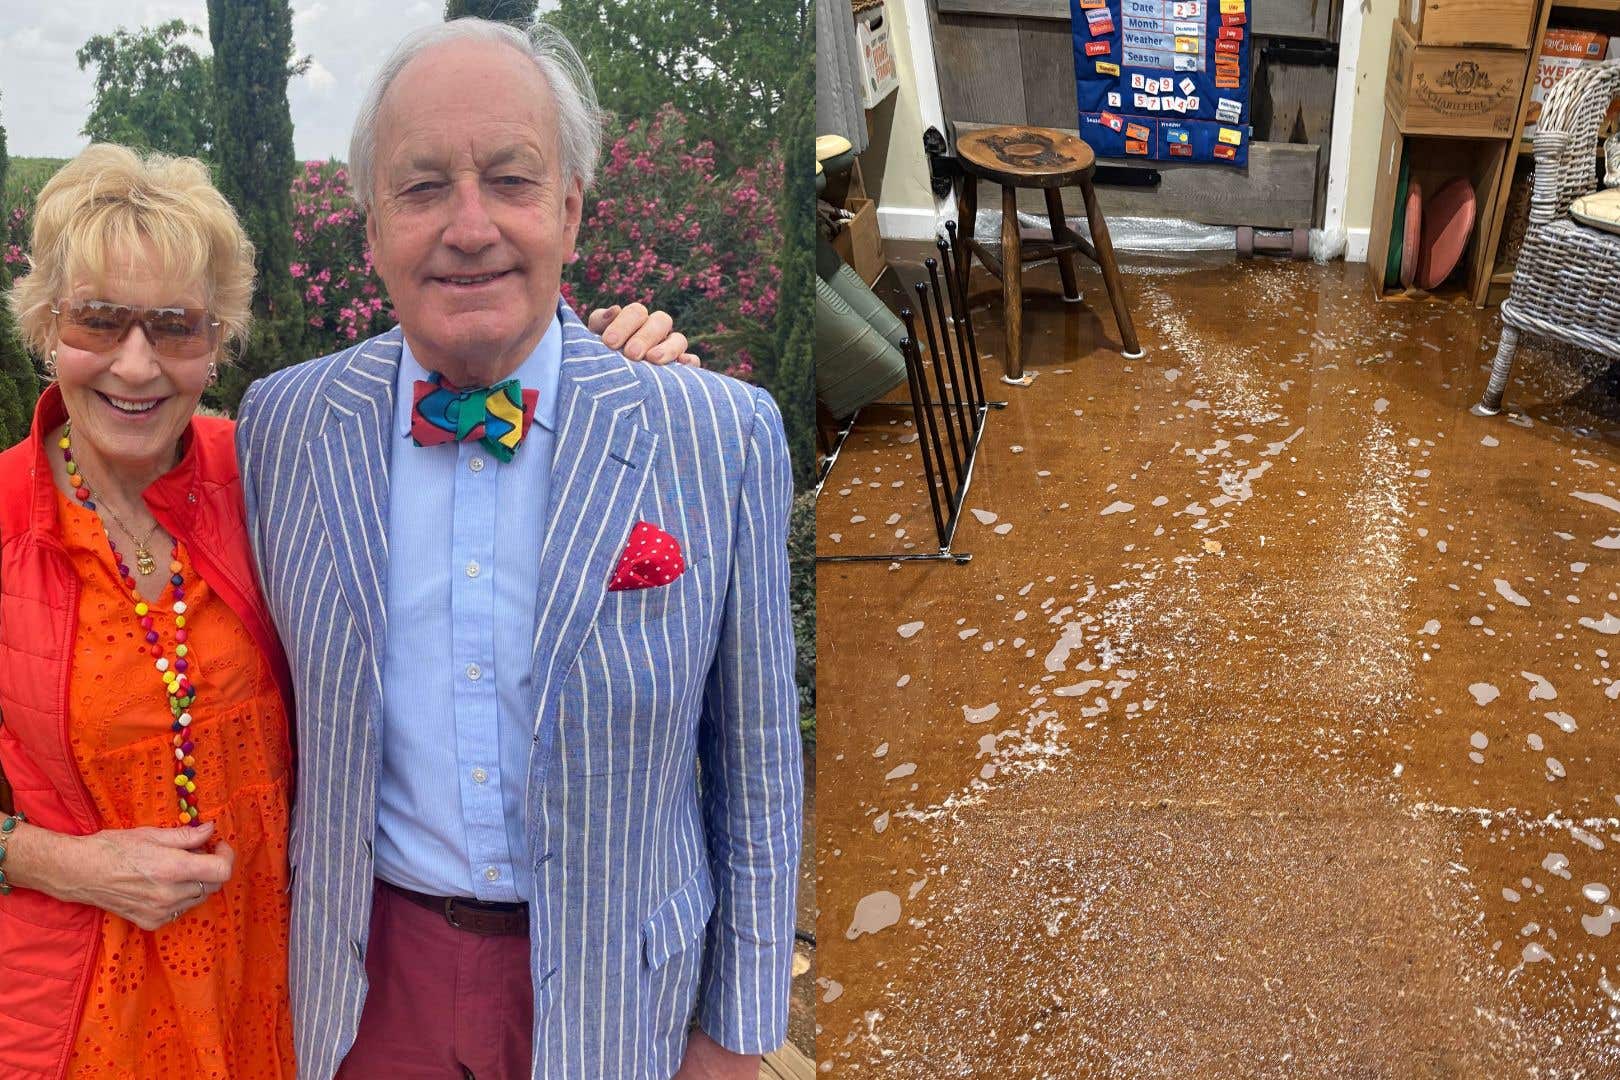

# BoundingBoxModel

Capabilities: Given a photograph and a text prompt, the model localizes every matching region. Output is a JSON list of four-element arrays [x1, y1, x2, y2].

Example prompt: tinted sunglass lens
[[61, 302, 132, 348], [147, 311, 214, 357]]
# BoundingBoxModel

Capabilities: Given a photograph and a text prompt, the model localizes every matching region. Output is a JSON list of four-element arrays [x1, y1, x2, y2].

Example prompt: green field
[[4, 156, 68, 209]]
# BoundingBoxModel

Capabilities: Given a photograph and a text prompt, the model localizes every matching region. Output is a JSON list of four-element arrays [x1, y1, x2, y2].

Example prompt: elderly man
[[234, 17, 800, 1080]]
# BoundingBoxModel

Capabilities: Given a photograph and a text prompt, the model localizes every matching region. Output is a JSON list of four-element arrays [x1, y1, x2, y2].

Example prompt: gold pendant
[[135, 545, 156, 577]]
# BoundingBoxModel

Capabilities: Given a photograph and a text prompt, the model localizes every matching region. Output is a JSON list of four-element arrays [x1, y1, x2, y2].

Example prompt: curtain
[[816, 0, 869, 154]]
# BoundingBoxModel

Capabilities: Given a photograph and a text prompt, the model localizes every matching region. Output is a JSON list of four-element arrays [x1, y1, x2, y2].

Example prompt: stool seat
[[957, 125, 1095, 189], [955, 124, 1142, 380]]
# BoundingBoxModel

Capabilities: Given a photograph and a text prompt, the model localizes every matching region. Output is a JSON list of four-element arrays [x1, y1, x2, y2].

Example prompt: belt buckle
[[443, 897, 463, 929]]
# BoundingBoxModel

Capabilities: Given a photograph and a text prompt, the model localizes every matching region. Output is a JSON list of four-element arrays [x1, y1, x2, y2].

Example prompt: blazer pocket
[[641, 866, 717, 971], [597, 555, 709, 626]]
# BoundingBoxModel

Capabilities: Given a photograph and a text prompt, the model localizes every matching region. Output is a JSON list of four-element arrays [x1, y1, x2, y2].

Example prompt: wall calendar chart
[[1071, 0, 1253, 166]]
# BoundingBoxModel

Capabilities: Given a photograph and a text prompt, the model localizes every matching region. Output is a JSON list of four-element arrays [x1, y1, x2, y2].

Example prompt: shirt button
[[465, 560, 481, 578], [466, 663, 482, 681], [469, 457, 485, 473], [471, 767, 488, 784], [484, 866, 500, 882]]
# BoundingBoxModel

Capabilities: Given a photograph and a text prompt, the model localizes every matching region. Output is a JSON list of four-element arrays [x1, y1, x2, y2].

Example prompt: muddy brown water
[[816, 254, 1620, 1078]]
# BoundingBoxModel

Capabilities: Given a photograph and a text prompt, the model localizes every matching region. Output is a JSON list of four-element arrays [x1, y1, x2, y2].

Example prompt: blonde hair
[[6, 143, 256, 359]]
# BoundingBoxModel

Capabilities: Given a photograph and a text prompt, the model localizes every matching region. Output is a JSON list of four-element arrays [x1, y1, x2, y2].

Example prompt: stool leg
[[1044, 188, 1081, 301], [956, 176, 978, 305], [1001, 184, 1024, 381], [1078, 175, 1143, 358]]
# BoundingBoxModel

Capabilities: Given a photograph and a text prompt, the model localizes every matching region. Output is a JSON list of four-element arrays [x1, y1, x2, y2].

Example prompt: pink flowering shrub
[[289, 160, 391, 352], [4, 112, 781, 382], [562, 105, 783, 381], [3, 196, 33, 279]]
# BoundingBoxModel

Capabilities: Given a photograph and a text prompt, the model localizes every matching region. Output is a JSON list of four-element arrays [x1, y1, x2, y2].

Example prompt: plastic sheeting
[[972, 209, 1235, 254], [971, 210, 1338, 262]]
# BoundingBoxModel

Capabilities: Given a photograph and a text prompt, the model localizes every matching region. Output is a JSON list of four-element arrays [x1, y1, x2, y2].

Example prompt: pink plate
[[1400, 181, 1423, 289], [1417, 176, 1476, 291]]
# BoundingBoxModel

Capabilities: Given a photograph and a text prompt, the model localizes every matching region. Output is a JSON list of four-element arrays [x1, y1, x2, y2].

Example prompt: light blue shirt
[[375, 316, 562, 901]]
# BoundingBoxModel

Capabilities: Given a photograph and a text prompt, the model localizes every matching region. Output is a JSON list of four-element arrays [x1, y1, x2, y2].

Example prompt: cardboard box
[[1525, 29, 1610, 136], [833, 197, 885, 286], [1400, 0, 1537, 49], [1386, 22, 1526, 138], [856, 7, 899, 110]]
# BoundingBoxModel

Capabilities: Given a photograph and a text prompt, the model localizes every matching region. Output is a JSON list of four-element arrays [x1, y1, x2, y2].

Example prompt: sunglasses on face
[[52, 298, 221, 360]]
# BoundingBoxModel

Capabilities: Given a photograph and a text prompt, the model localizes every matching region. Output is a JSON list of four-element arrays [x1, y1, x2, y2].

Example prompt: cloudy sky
[[0, 0, 557, 161]]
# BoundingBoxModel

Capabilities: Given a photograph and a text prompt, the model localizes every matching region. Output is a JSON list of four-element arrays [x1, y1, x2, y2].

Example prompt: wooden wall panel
[[955, 121, 1320, 228], [1018, 20, 1078, 129], [934, 14, 1028, 124], [934, 4, 1334, 226]]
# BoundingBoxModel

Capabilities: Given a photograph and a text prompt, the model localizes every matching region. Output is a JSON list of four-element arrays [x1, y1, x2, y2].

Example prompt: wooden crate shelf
[[1368, 104, 1510, 301]]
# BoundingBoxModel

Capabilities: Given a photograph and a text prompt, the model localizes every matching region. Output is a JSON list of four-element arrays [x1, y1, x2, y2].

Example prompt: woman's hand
[[588, 303, 701, 366], [12, 820, 235, 931]]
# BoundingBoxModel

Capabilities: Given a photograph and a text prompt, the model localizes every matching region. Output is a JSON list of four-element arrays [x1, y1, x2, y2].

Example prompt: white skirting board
[[877, 204, 949, 241], [1345, 226, 1371, 263]]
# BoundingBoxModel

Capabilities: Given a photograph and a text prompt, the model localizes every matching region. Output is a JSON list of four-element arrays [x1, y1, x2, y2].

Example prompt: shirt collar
[[395, 312, 564, 440]]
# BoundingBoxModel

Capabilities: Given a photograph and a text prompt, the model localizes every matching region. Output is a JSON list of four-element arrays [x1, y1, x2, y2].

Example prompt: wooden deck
[[761, 1042, 815, 1079]]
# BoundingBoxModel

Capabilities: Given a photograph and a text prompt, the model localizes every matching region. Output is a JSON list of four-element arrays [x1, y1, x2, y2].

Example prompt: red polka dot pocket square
[[607, 521, 687, 592]]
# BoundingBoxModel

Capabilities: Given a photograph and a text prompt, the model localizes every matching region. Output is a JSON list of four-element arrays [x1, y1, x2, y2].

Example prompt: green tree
[[445, 0, 540, 23], [551, 0, 809, 172], [76, 21, 216, 160], [773, 44, 814, 488], [207, 0, 305, 411], [0, 96, 40, 447]]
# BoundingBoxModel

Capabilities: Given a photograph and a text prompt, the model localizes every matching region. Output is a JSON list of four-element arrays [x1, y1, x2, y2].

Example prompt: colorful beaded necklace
[[61, 423, 202, 826]]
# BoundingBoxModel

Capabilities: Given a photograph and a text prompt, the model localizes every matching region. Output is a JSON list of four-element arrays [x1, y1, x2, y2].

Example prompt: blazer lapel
[[307, 329, 400, 702], [530, 307, 658, 742]]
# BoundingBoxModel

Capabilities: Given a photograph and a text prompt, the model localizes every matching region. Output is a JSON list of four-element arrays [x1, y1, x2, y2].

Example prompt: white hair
[[348, 17, 602, 213]]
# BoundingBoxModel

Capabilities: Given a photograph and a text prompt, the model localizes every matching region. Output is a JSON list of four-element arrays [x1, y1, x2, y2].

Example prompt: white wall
[[1341, 0, 1400, 260], [861, 0, 948, 239]]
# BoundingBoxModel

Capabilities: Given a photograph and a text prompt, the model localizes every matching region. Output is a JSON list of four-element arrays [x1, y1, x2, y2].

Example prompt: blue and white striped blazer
[[235, 304, 802, 1079]]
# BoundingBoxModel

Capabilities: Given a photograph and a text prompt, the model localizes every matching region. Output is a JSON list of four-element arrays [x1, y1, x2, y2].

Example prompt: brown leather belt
[[380, 879, 529, 937]]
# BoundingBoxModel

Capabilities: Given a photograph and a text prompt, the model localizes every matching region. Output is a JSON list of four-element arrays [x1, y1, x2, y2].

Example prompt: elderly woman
[[0, 144, 686, 1078]]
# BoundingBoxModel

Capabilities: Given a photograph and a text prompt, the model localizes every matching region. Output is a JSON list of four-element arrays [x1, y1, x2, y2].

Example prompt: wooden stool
[[955, 125, 1143, 381]]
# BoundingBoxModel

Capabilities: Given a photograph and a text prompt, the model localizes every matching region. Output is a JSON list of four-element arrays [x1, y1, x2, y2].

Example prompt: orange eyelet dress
[[57, 492, 296, 1079]]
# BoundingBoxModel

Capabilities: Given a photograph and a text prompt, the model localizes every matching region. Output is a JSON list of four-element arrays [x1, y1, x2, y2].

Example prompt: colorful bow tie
[[410, 373, 539, 463]]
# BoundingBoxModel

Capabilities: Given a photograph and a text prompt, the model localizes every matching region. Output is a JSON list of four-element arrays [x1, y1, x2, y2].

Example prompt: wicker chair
[[1474, 60, 1620, 417]]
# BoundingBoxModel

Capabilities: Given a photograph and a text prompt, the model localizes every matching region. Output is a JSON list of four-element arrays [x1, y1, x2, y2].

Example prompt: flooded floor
[[815, 251, 1620, 1078]]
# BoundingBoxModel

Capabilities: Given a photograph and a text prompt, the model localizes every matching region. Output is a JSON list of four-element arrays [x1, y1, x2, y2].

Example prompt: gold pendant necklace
[[133, 544, 158, 577], [62, 422, 163, 575]]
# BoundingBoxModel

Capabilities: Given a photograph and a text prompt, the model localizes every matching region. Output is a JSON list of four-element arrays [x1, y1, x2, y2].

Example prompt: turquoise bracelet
[[0, 812, 27, 895]]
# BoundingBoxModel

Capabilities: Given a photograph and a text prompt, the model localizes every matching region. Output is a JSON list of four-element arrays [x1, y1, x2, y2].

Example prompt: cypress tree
[[445, 0, 539, 24], [206, 0, 305, 413], [0, 95, 40, 447], [773, 46, 815, 488]]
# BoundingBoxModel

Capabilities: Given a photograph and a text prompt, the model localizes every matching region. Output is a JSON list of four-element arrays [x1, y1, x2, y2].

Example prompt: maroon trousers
[[334, 883, 534, 1079]]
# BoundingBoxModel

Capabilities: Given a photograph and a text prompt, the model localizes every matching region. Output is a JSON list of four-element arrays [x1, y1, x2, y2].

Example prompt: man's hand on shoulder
[[587, 302, 701, 367], [673, 1027, 761, 1080]]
